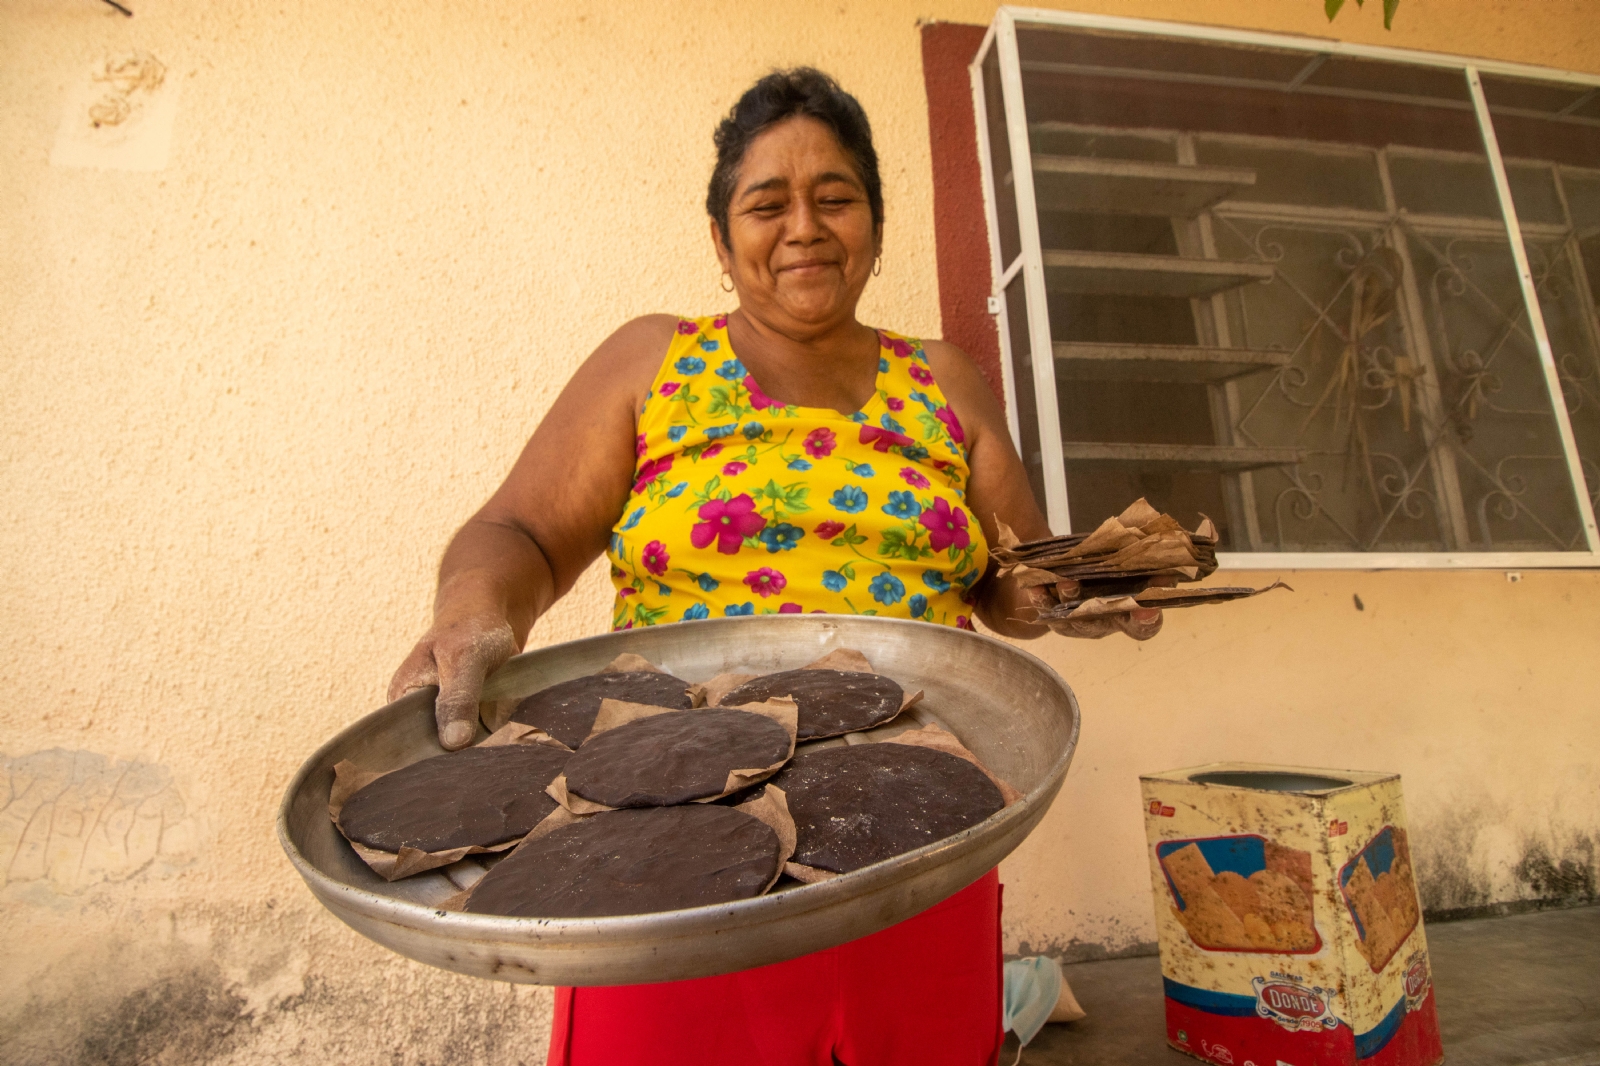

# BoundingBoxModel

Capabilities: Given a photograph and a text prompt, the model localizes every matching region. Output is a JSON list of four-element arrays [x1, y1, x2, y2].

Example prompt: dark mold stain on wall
[[1514, 837, 1597, 902], [71, 966, 251, 1066]]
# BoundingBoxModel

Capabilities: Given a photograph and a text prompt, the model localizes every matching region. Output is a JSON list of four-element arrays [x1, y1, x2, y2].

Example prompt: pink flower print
[[641, 540, 670, 577], [632, 455, 673, 494], [744, 374, 781, 412], [677, 320, 699, 335], [886, 396, 905, 412], [619, 586, 638, 597], [814, 520, 846, 540], [804, 427, 837, 459], [722, 461, 748, 476], [920, 498, 971, 551], [636, 433, 648, 457], [899, 467, 931, 489], [935, 406, 966, 444], [859, 425, 914, 452], [713, 314, 729, 329], [878, 332, 914, 358], [744, 566, 787, 597], [956, 615, 973, 630], [691, 494, 767, 555], [909, 365, 934, 385], [702, 443, 724, 460], [779, 602, 803, 614], [659, 381, 681, 397]]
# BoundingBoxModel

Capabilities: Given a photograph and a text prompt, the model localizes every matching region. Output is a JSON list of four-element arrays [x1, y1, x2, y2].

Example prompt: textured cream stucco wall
[[3, 1, 1597, 1061]]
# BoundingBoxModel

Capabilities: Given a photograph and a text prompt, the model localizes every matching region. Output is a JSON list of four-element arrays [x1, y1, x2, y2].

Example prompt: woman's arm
[[389, 315, 676, 748], [922, 339, 1161, 642]]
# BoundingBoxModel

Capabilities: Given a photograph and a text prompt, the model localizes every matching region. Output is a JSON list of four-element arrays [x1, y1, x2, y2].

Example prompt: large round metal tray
[[278, 615, 1079, 986]]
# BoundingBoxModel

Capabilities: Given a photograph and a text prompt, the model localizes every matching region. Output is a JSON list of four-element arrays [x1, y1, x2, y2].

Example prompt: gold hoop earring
[[872, 257, 883, 277], [719, 272, 735, 293]]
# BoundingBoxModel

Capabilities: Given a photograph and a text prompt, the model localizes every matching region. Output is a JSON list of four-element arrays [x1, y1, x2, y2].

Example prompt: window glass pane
[[987, 20, 1594, 552], [1389, 153, 1564, 224], [1194, 138, 1384, 212], [981, 46, 1022, 269], [1483, 75, 1600, 537]]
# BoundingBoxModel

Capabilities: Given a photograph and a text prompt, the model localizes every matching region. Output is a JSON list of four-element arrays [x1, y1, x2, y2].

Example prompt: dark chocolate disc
[[563, 708, 791, 808], [463, 805, 780, 918], [719, 669, 903, 740], [338, 744, 570, 854], [768, 744, 1003, 874], [510, 670, 694, 748]]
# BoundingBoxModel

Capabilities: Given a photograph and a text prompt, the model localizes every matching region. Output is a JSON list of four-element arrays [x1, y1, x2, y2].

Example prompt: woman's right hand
[[388, 605, 520, 751]]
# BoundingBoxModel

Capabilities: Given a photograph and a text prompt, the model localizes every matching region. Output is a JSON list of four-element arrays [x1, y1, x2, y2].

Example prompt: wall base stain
[[71, 966, 251, 1066]]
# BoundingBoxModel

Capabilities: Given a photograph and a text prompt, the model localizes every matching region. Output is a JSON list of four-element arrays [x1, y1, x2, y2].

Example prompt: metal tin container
[[278, 615, 1078, 986]]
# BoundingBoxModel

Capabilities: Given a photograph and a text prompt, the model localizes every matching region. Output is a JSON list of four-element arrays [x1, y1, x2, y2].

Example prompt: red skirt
[[546, 870, 1003, 1066]]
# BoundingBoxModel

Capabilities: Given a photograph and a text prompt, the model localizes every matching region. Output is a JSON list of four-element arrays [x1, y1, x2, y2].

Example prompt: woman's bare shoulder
[[570, 314, 680, 409], [919, 338, 1005, 422]]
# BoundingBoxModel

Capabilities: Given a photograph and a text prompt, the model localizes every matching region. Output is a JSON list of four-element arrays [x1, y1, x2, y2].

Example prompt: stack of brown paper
[[991, 498, 1289, 621]]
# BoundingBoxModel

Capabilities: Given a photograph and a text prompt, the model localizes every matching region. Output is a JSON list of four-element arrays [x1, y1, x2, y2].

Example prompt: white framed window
[[972, 8, 1600, 568]]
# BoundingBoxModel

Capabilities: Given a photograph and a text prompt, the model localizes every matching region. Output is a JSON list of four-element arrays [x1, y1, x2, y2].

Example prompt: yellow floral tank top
[[607, 315, 988, 630]]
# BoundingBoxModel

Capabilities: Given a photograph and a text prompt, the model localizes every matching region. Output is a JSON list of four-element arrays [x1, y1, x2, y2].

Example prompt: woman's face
[[714, 115, 881, 333]]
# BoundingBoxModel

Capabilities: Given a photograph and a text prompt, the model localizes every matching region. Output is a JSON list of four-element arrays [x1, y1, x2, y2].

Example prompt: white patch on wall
[[51, 51, 179, 171], [1, 748, 199, 893]]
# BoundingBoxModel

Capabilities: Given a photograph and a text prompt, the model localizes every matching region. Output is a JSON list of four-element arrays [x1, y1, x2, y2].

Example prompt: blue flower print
[[696, 572, 720, 592], [901, 444, 930, 461], [705, 423, 738, 439], [880, 413, 907, 434], [699, 338, 721, 352], [958, 569, 980, 589], [869, 573, 906, 605], [724, 602, 755, 617], [714, 358, 746, 379], [664, 481, 688, 498], [609, 533, 624, 555], [882, 491, 922, 519], [830, 485, 868, 514], [620, 507, 645, 531], [667, 425, 688, 442], [909, 390, 939, 413], [922, 569, 952, 593], [675, 356, 706, 375], [787, 457, 812, 471], [848, 411, 869, 423], [908, 593, 928, 619], [848, 462, 875, 477], [822, 570, 849, 592], [742, 422, 765, 440], [879, 357, 890, 373], [682, 603, 710, 621], [760, 523, 805, 553], [657, 583, 672, 596]]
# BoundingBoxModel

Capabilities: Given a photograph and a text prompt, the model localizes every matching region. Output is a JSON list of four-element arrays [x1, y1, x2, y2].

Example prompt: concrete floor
[[1004, 905, 1599, 1066]]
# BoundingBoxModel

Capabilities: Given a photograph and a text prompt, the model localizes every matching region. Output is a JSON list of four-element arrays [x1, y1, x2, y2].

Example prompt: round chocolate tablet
[[510, 670, 694, 749], [338, 744, 570, 854], [564, 708, 792, 808], [463, 805, 780, 918], [719, 669, 903, 740], [769, 744, 1003, 874]]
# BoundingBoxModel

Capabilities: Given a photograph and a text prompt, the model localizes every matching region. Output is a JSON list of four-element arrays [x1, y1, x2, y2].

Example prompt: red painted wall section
[[919, 22, 1004, 407]]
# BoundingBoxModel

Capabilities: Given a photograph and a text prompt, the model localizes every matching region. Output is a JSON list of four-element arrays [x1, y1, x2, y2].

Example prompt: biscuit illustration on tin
[[1158, 836, 1320, 953]]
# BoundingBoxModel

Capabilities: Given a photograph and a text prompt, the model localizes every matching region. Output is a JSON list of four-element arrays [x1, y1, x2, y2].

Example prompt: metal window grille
[[971, 7, 1600, 568]]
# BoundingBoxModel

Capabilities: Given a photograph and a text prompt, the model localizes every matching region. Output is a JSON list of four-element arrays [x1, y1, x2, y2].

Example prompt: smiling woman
[[385, 67, 1163, 1066]]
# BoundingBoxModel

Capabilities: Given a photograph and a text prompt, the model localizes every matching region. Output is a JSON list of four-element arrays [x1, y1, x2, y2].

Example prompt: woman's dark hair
[[706, 68, 883, 245]]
